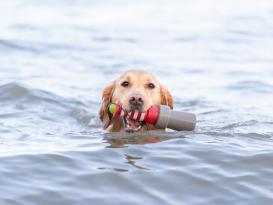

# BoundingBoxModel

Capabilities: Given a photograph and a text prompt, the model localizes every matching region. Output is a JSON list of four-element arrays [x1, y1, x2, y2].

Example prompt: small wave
[[70, 107, 101, 128], [175, 99, 209, 108], [93, 36, 137, 43], [0, 83, 30, 99], [221, 120, 259, 130], [0, 39, 39, 53], [0, 39, 89, 55], [228, 80, 273, 93], [0, 83, 100, 138], [0, 83, 68, 106]]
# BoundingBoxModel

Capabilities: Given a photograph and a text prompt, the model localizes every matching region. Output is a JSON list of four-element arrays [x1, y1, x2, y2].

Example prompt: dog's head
[[99, 70, 173, 132]]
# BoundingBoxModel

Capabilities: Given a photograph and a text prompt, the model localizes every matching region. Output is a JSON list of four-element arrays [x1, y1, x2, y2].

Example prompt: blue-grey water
[[1, 0, 273, 204]]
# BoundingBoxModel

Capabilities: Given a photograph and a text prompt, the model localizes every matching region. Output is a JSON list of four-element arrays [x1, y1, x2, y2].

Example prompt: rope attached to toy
[[109, 102, 146, 121], [108, 102, 159, 124]]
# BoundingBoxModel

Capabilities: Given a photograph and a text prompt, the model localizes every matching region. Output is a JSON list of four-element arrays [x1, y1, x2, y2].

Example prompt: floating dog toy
[[109, 103, 196, 131]]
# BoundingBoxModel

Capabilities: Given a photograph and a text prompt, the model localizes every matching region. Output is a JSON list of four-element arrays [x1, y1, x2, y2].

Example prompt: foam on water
[[0, 0, 273, 204]]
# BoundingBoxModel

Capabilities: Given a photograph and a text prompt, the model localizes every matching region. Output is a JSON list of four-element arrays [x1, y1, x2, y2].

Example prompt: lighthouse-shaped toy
[[109, 103, 196, 131]]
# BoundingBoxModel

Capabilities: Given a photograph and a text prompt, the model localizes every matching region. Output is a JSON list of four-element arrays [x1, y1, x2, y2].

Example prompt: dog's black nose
[[129, 93, 144, 110]]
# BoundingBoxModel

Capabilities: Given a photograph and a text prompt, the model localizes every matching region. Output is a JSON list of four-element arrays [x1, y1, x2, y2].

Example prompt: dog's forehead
[[118, 70, 158, 82]]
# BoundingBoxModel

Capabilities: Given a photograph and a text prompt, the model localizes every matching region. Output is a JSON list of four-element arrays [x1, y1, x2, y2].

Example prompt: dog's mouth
[[123, 115, 145, 132]]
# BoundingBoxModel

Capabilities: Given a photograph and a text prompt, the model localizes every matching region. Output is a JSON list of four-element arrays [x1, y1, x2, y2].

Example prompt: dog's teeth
[[124, 114, 144, 132]]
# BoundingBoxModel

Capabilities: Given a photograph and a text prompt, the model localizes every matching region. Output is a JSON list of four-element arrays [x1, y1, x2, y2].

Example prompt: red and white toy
[[109, 102, 196, 131]]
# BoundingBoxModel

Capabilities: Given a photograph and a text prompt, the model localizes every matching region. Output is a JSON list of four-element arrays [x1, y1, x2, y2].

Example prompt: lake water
[[1, 0, 273, 204]]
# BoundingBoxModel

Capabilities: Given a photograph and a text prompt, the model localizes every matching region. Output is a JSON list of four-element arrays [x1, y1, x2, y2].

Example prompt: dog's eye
[[148, 83, 155, 89], [121, 81, 129, 87]]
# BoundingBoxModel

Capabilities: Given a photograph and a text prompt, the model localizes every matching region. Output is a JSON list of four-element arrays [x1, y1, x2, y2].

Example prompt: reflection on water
[[98, 154, 149, 172], [104, 131, 180, 148], [1, 0, 273, 204]]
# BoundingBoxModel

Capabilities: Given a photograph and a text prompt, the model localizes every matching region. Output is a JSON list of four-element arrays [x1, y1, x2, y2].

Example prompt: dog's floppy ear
[[99, 81, 115, 129], [160, 85, 174, 109]]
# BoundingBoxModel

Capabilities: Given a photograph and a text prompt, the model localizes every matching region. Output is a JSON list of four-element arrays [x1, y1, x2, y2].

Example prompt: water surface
[[1, 0, 273, 204]]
